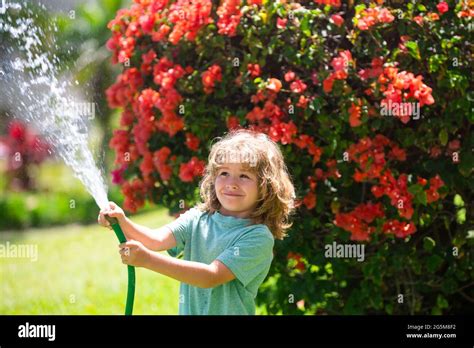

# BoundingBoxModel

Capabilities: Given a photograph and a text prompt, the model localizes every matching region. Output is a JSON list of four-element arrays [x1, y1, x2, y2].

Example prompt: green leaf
[[456, 208, 466, 224], [439, 129, 448, 146], [436, 295, 449, 309], [405, 41, 421, 60], [355, 4, 366, 15], [458, 151, 474, 177], [453, 194, 464, 207], [416, 190, 427, 206], [426, 254, 443, 273], [417, 4, 427, 12], [408, 184, 423, 195], [428, 54, 446, 73], [301, 16, 311, 37], [423, 237, 436, 252]]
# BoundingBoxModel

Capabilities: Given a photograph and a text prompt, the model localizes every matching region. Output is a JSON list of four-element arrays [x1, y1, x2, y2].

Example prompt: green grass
[[0, 207, 180, 315]]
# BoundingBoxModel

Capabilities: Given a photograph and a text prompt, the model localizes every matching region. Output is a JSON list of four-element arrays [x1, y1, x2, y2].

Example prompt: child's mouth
[[223, 192, 244, 197]]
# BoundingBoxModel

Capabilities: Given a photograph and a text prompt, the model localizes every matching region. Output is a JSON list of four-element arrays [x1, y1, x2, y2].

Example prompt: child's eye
[[219, 171, 228, 176], [240, 174, 250, 179]]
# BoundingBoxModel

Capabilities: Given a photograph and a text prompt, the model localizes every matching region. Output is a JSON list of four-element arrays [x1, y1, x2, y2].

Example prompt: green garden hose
[[105, 215, 135, 316]]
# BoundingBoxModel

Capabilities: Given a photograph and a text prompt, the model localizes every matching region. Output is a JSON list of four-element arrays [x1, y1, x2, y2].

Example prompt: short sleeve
[[165, 207, 201, 257], [216, 227, 274, 288]]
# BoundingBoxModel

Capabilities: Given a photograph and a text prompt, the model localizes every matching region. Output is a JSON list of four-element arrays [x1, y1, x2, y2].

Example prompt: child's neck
[[218, 207, 251, 219]]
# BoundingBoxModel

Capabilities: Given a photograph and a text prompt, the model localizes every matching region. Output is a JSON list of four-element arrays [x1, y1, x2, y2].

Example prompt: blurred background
[[0, 0, 181, 315]]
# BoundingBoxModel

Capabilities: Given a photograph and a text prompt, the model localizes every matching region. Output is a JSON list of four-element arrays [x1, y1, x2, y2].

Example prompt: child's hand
[[98, 201, 126, 229], [119, 240, 150, 268]]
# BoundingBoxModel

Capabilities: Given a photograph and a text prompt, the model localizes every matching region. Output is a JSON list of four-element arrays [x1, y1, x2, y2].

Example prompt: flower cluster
[[378, 66, 435, 123], [179, 156, 206, 182], [347, 134, 406, 183], [355, 6, 394, 31], [323, 50, 352, 94], [313, 0, 341, 8], [382, 219, 416, 239], [122, 178, 147, 212], [106, 68, 143, 108], [168, 0, 213, 44], [334, 202, 385, 241], [0, 121, 51, 190], [201, 64, 223, 94], [217, 0, 242, 37], [287, 252, 306, 271], [153, 146, 174, 181]]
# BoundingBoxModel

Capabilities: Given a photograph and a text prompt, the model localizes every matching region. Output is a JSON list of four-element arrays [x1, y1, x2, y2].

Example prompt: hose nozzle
[[104, 215, 119, 226]]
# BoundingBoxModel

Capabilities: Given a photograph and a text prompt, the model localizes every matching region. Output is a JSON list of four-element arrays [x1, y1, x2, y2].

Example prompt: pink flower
[[277, 17, 287, 29], [290, 79, 307, 93], [330, 14, 344, 27], [437, 2, 449, 15]]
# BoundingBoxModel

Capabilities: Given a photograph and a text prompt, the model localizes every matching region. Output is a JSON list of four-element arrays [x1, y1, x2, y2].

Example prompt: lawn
[[0, 207, 180, 315]]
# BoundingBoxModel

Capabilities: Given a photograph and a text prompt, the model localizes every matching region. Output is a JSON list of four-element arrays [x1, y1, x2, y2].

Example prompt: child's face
[[215, 162, 259, 219]]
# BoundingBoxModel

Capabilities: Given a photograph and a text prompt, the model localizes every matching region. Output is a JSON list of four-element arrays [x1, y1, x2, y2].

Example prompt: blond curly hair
[[197, 129, 296, 240]]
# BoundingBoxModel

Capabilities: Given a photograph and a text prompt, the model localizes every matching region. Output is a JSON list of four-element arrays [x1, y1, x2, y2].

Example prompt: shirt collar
[[211, 210, 252, 227]]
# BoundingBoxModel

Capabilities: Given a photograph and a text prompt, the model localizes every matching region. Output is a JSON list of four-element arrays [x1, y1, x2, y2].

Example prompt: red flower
[[227, 116, 241, 130], [179, 157, 205, 182], [426, 175, 445, 203], [122, 178, 147, 213], [349, 101, 362, 127], [185, 132, 200, 151], [277, 17, 287, 29], [323, 75, 335, 93], [139, 152, 154, 178], [287, 252, 306, 271], [437, 2, 449, 15], [383, 220, 416, 239], [266, 78, 282, 93], [284, 71, 296, 82], [314, 0, 341, 7], [111, 164, 127, 185], [139, 13, 155, 34], [290, 79, 307, 94], [303, 191, 316, 210], [296, 95, 309, 109], [330, 14, 344, 27], [217, 0, 242, 37], [269, 121, 297, 145], [155, 111, 185, 137], [201, 64, 222, 94], [167, 0, 213, 44], [247, 63, 261, 77], [334, 202, 384, 241], [413, 16, 424, 26], [356, 7, 394, 30], [153, 147, 173, 181]]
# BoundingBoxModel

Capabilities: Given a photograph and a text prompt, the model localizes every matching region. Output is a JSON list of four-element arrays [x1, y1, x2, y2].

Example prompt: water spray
[[1, 2, 135, 315]]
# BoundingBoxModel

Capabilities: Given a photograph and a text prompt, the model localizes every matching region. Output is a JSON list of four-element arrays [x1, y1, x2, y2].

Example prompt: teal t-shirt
[[165, 207, 274, 315]]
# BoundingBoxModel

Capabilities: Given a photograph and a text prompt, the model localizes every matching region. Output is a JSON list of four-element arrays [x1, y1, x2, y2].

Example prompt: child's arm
[[119, 240, 236, 288], [98, 201, 177, 251]]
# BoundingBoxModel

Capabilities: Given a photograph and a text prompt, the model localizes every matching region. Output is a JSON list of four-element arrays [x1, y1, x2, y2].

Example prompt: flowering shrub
[[106, 0, 472, 314], [0, 121, 50, 191]]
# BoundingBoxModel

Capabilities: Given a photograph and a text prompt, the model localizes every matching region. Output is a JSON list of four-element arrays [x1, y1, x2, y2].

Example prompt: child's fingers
[[97, 212, 111, 228]]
